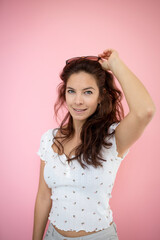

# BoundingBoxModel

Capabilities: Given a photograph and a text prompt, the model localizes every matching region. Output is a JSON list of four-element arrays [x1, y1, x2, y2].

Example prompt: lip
[[73, 108, 87, 111], [72, 108, 87, 113]]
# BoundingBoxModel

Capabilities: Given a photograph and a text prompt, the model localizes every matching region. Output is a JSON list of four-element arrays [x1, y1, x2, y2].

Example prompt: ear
[[98, 97, 101, 104]]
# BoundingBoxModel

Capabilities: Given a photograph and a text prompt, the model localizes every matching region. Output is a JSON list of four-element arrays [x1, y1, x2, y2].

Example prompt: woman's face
[[65, 71, 100, 124]]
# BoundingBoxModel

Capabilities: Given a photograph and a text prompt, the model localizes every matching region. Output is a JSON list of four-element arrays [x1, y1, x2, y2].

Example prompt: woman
[[32, 49, 156, 240]]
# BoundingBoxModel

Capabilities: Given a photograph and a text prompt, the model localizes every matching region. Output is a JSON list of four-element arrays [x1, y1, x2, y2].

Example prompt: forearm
[[110, 57, 156, 119], [32, 195, 52, 240]]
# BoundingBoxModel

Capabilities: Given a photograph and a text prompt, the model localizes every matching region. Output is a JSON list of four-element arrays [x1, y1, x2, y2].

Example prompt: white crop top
[[37, 122, 129, 232]]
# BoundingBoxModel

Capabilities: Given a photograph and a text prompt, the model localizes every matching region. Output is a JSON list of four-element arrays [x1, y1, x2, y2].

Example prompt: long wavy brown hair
[[53, 58, 124, 169]]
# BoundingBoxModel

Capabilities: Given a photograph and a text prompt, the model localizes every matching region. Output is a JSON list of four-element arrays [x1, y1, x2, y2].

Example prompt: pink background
[[1, 0, 160, 239]]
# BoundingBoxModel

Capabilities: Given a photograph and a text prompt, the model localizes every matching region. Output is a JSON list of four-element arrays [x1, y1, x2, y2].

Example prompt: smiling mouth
[[73, 108, 87, 112]]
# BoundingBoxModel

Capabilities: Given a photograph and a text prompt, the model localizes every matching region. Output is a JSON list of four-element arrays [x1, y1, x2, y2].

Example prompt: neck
[[73, 120, 85, 140]]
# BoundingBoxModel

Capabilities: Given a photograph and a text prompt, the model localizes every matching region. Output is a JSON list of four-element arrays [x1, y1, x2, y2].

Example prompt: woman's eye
[[67, 90, 75, 94], [85, 91, 93, 95], [67, 90, 92, 94]]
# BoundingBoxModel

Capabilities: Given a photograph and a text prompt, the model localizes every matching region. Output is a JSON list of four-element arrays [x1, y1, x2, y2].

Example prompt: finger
[[98, 53, 106, 58], [103, 48, 115, 53], [98, 53, 104, 57], [103, 51, 112, 57], [98, 50, 112, 58]]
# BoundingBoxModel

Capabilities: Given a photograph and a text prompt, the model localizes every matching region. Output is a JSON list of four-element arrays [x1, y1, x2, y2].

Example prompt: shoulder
[[108, 122, 120, 134], [104, 122, 120, 145], [105, 122, 129, 160], [109, 122, 130, 159], [40, 129, 53, 140], [40, 128, 58, 142]]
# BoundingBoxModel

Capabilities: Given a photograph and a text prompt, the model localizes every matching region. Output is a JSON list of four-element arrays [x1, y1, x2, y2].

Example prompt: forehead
[[66, 72, 98, 88]]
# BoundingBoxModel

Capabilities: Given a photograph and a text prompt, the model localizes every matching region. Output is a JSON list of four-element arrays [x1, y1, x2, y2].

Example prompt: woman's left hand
[[98, 49, 119, 71]]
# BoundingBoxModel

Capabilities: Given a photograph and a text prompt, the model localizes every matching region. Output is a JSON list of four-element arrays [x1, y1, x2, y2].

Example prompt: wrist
[[108, 56, 123, 73]]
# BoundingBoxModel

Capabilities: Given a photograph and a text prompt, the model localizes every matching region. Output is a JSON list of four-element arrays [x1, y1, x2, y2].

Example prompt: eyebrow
[[66, 87, 95, 90]]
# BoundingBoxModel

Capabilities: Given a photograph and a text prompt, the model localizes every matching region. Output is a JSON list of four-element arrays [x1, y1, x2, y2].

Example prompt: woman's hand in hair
[[98, 49, 119, 71]]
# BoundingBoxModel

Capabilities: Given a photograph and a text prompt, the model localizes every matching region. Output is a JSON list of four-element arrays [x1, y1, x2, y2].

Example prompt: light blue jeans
[[43, 221, 119, 240]]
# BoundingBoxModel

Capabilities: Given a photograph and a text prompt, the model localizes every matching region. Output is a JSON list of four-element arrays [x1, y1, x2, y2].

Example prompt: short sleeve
[[109, 122, 129, 161], [37, 130, 50, 162]]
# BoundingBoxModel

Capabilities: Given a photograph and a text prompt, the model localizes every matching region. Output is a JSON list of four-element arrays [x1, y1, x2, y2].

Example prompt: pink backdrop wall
[[1, 0, 160, 239]]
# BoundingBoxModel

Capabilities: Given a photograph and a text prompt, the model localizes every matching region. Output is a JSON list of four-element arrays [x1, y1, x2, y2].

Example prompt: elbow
[[147, 105, 156, 119], [137, 105, 156, 124]]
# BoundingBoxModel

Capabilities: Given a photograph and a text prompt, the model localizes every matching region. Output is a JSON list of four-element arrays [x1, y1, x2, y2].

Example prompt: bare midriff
[[53, 221, 113, 238]]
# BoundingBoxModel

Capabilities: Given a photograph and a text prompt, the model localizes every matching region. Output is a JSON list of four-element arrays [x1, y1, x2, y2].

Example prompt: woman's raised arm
[[98, 49, 156, 157]]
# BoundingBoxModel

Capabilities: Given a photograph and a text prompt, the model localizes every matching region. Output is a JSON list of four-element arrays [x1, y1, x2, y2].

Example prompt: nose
[[74, 93, 83, 105]]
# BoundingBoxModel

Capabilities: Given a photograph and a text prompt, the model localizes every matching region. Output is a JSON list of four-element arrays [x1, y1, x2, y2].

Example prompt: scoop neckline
[[51, 146, 75, 159]]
